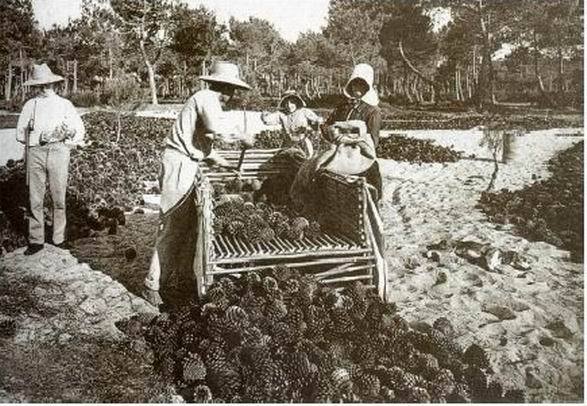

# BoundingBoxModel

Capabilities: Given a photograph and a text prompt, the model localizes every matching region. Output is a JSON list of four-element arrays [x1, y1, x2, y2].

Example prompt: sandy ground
[[0, 107, 583, 401], [378, 132, 583, 402]]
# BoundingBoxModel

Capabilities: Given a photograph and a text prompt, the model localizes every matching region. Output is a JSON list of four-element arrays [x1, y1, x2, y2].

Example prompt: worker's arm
[[302, 108, 324, 126], [260, 111, 284, 126], [365, 107, 382, 148], [172, 97, 205, 160], [63, 100, 86, 147], [320, 104, 346, 143], [198, 92, 247, 143], [16, 100, 34, 144]]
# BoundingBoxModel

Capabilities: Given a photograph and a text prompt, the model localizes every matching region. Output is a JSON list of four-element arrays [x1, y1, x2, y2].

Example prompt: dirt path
[[379, 134, 583, 402], [0, 245, 181, 402]]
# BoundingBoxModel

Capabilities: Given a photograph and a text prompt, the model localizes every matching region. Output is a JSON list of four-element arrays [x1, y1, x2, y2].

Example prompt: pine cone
[[193, 384, 213, 403], [429, 368, 456, 400], [447, 382, 471, 403], [463, 343, 491, 369], [485, 380, 505, 402], [182, 352, 207, 383], [416, 352, 440, 379], [503, 388, 527, 403], [225, 305, 249, 330], [291, 216, 310, 230], [355, 372, 381, 399], [313, 375, 334, 402], [406, 386, 431, 403], [432, 316, 456, 337], [465, 365, 489, 401]]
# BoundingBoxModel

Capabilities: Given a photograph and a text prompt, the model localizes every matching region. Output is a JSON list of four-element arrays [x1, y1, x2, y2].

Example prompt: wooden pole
[[19, 48, 24, 101]]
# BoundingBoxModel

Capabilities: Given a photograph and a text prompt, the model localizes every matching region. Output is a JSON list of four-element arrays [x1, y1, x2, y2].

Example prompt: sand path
[[378, 132, 583, 401]]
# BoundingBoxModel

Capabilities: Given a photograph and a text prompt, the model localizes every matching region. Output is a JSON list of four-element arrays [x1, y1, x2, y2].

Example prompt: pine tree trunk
[[19, 48, 24, 101], [455, 69, 460, 101], [476, 2, 495, 112], [466, 68, 472, 100], [558, 47, 565, 93], [5, 60, 12, 101], [108, 46, 113, 79], [73, 60, 78, 93], [139, 39, 158, 105]]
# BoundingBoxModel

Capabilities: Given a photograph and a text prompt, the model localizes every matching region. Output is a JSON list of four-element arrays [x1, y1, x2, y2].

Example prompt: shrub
[[69, 90, 101, 108]]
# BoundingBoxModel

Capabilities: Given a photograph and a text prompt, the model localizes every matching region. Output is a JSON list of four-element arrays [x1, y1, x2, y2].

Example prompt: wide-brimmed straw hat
[[199, 61, 250, 90], [24, 63, 64, 87], [278, 90, 306, 110]]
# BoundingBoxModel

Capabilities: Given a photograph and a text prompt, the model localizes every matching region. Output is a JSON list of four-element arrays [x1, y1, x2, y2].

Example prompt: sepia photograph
[[0, 0, 583, 403]]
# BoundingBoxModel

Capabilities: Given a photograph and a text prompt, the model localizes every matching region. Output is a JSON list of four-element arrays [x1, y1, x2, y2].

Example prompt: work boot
[[24, 244, 44, 256], [141, 288, 163, 307]]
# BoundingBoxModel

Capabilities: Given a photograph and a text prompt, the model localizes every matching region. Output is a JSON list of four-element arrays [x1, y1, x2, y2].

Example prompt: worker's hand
[[260, 111, 271, 121], [335, 120, 366, 135], [238, 132, 255, 149], [337, 134, 358, 145], [205, 151, 232, 168], [326, 125, 342, 143]]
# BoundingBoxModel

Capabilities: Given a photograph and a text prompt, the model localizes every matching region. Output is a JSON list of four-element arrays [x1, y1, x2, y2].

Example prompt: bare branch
[[398, 41, 438, 87]]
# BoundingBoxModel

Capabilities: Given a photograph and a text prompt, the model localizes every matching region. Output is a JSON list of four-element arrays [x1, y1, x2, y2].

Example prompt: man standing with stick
[[143, 61, 254, 307], [16, 63, 86, 256]]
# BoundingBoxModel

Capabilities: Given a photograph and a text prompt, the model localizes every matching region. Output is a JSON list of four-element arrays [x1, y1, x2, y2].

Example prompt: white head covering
[[343, 63, 379, 106]]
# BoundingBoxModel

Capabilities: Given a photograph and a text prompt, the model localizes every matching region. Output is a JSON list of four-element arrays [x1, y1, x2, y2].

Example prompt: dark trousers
[[359, 161, 382, 202]]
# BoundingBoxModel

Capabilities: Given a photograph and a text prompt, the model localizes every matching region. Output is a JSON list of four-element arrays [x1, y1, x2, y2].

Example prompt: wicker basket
[[196, 149, 389, 300]]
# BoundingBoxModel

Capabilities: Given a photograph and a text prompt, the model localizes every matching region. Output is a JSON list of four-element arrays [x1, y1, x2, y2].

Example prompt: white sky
[[32, 0, 330, 42]]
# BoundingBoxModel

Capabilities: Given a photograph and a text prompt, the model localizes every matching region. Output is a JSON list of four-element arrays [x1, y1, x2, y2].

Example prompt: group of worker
[[16, 60, 383, 308]]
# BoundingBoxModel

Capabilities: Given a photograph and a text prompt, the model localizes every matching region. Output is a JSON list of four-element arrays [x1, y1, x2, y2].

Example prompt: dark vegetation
[[0, 112, 168, 254], [0, 338, 170, 402], [141, 269, 527, 402], [1, 111, 582, 256], [377, 136, 463, 163], [478, 141, 583, 261]]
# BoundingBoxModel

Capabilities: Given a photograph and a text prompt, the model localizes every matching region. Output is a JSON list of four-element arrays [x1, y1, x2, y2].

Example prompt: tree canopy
[[1, 0, 582, 109]]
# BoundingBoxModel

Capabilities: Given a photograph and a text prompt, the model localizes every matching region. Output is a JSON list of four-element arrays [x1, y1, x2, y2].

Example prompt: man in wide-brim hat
[[16, 63, 86, 256], [143, 61, 254, 307]]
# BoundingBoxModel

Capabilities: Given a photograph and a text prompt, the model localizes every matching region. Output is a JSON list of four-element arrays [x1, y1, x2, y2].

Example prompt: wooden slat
[[209, 255, 374, 275], [321, 274, 373, 284], [313, 263, 354, 280]]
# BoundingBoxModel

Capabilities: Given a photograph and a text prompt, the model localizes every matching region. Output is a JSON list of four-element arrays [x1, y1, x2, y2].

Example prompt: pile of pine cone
[[478, 141, 583, 261], [213, 199, 321, 244], [143, 268, 526, 403], [377, 135, 463, 164]]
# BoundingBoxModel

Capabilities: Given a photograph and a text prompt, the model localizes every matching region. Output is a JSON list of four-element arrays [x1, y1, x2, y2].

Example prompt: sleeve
[[261, 111, 284, 126], [366, 107, 382, 148], [16, 100, 33, 144], [303, 108, 322, 124], [172, 96, 203, 158], [64, 100, 86, 146], [320, 104, 343, 143], [199, 92, 242, 138]]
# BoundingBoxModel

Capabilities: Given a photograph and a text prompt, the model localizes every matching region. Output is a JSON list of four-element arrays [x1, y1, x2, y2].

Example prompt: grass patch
[[0, 338, 170, 402], [70, 212, 158, 296]]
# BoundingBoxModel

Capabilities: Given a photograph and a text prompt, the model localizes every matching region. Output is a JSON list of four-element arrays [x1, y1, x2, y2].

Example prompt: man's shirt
[[16, 90, 85, 147], [166, 89, 243, 160]]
